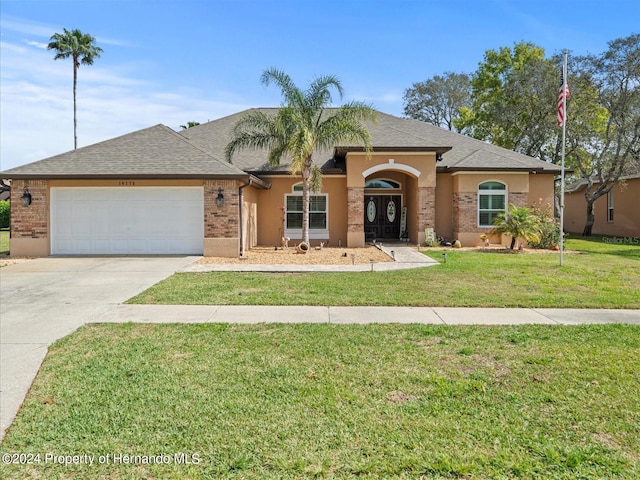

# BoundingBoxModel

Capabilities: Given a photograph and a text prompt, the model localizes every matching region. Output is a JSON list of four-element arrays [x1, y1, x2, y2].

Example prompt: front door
[[364, 195, 401, 241]]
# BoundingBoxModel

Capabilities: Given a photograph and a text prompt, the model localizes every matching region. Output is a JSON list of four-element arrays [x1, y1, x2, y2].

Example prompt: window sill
[[284, 229, 329, 239]]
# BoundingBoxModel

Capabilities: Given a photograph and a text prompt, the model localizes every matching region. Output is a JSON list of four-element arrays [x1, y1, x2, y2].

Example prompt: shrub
[[491, 205, 541, 250], [528, 200, 561, 249], [0, 200, 9, 229]]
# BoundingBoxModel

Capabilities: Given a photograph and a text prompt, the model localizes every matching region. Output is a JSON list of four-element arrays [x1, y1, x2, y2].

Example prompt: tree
[[457, 42, 561, 161], [491, 205, 541, 250], [225, 68, 376, 244], [48, 28, 103, 149], [180, 121, 201, 129], [566, 33, 640, 236], [403, 72, 471, 132]]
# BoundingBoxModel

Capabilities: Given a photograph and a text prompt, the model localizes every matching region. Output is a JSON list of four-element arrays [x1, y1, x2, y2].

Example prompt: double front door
[[364, 195, 401, 241]]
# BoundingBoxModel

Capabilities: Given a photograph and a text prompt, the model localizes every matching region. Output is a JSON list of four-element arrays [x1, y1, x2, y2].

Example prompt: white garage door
[[51, 187, 204, 255]]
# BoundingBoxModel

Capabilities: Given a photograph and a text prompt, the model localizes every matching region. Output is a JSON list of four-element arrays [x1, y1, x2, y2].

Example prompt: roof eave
[[437, 166, 563, 174], [336, 146, 453, 156], [2, 173, 253, 180]]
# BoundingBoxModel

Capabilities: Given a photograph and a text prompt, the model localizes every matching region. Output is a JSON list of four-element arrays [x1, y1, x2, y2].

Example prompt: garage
[[50, 187, 204, 255]]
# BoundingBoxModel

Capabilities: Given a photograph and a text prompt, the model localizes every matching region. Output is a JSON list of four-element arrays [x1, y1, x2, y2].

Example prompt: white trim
[[362, 162, 421, 178], [284, 190, 329, 234], [477, 181, 508, 228], [284, 229, 329, 240]]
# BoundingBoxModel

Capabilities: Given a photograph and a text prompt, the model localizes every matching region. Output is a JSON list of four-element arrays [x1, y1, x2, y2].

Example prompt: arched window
[[365, 179, 401, 189], [478, 181, 506, 227]]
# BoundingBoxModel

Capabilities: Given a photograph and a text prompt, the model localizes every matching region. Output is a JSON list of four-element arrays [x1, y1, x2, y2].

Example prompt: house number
[[118, 181, 136, 186]]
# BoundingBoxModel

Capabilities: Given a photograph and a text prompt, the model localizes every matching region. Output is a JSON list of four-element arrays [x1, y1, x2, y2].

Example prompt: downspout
[[238, 179, 251, 257]]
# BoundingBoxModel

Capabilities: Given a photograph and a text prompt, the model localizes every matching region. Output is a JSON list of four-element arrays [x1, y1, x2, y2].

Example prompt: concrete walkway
[[1, 253, 639, 442], [98, 304, 640, 325]]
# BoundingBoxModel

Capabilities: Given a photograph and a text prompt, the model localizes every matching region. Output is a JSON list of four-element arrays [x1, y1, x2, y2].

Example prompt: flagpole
[[560, 50, 568, 267]]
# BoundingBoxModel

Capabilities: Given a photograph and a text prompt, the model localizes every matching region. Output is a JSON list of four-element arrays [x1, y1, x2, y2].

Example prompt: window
[[478, 181, 506, 227], [608, 191, 614, 222], [284, 184, 328, 238], [365, 179, 401, 189]]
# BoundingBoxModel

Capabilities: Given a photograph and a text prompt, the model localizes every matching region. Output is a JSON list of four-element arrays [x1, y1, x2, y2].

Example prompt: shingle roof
[[1, 109, 562, 179], [181, 109, 562, 174], [1, 124, 248, 178]]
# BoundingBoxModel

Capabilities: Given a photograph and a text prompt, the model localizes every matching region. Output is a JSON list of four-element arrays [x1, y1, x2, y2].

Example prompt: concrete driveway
[[0, 256, 199, 439]]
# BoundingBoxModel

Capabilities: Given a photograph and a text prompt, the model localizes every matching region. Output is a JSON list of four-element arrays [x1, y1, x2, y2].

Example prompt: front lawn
[[128, 236, 640, 308], [1, 323, 638, 479]]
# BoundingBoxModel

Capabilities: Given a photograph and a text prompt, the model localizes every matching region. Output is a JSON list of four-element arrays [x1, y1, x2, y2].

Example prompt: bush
[[0, 200, 9, 229], [528, 200, 560, 249]]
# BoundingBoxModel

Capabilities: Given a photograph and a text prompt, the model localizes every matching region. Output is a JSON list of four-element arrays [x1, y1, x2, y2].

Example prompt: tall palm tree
[[491, 204, 541, 250], [48, 28, 103, 149], [225, 68, 376, 244]]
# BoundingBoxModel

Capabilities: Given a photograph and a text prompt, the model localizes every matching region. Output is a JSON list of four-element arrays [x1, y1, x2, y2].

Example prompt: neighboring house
[[564, 174, 640, 237], [0, 109, 561, 257]]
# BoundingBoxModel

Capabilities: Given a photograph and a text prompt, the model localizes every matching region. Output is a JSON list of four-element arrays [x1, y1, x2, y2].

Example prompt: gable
[[1, 124, 248, 179]]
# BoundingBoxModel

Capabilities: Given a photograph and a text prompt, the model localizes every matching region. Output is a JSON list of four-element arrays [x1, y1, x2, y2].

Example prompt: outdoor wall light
[[216, 187, 224, 208], [20, 187, 32, 207]]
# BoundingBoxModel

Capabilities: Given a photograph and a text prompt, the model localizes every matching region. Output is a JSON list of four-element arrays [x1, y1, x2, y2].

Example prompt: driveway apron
[[0, 256, 199, 440]]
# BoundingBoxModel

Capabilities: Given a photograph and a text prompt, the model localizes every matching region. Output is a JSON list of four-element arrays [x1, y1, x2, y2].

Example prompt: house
[[0, 109, 561, 257], [564, 174, 640, 237]]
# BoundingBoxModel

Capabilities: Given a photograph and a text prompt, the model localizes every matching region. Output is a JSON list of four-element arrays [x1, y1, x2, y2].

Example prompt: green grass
[[1, 323, 638, 479], [0, 229, 8, 254], [128, 235, 640, 308]]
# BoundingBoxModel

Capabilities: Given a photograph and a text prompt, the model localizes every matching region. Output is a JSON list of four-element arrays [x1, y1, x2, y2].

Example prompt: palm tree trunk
[[73, 56, 78, 149], [301, 164, 311, 245]]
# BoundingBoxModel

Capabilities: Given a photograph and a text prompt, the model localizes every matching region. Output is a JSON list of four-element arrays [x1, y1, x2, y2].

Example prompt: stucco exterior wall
[[565, 178, 640, 237], [346, 151, 437, 246], [528, 174, 556, 208], [435, 173, 454, 241], [241, 184, 259, 254], [255, 175, 348, 247]]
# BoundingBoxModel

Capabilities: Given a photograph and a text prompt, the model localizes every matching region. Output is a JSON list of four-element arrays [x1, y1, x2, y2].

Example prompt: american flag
[[557, 72, 570, 127]]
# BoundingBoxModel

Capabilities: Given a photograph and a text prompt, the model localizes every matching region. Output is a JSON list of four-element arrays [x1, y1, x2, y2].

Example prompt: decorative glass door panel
[[364, 195, 401, 241]]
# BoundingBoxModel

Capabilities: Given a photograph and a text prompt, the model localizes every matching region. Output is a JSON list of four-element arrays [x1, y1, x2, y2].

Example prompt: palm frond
[[262, 68, 306, 109]]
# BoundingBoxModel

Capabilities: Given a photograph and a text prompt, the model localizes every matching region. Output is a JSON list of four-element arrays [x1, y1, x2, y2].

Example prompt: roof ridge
[[165, 125, 247, 175]]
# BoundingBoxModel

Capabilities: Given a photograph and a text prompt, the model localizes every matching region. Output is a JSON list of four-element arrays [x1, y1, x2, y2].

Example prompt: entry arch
[[362, 162, 421, 179]]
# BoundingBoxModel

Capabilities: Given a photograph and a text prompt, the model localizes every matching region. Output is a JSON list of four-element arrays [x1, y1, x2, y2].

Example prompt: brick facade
[[452, 189, 530, 246], [417, 186, 436, 232], [204, 179, 240, 238], [10, 179, 49, 239], [452, 191, 477, 234], [508, 192, 527, 208]]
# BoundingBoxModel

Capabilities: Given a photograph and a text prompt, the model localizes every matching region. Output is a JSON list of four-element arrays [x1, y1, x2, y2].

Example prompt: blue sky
[[1, 0, 638, 170]]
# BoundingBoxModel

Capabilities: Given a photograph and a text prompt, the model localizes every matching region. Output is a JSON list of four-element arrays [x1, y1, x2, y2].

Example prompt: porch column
[[417, 186, 436, 246], [347, 187, 365, 247]]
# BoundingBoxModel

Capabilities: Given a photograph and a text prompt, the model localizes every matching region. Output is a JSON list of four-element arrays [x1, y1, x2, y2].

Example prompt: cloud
[[0, 35, 251, 170], [24, 40, 48, 49]]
